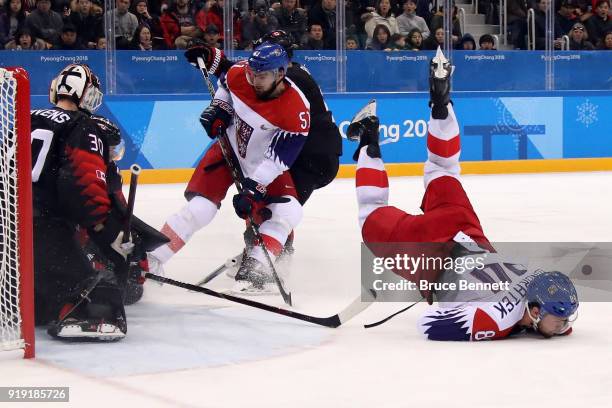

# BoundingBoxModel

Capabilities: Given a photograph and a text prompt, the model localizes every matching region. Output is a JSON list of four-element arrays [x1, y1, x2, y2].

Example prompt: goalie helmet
[[49, 64, 103, 114]]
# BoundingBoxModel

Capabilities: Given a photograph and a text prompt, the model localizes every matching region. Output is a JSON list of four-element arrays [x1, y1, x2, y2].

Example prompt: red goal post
[[0, 67, 34, 358]]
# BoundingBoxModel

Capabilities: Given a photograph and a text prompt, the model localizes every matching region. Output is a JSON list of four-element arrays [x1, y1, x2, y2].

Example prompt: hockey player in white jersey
[[149, 42, 310, 294], [349, 48, 579, 341]]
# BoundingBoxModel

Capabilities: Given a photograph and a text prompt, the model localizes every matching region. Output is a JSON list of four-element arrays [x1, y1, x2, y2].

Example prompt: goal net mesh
[[0, 68, 25, 351]]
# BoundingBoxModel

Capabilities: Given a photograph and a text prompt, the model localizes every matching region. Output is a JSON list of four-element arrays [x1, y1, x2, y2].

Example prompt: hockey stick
[[147, 272, 376, 328], [122, 164, 141, 243], [195, 57, 292, 306], [363, 298, 423, 329], [195, 252, 242, 286]]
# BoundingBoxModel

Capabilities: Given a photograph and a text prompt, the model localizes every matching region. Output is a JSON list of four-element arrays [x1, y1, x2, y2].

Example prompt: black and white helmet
[[49, 64, 103, 114]]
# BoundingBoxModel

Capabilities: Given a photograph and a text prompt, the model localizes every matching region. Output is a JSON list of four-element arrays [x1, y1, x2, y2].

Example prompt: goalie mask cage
[[0, 67, 34, 358]]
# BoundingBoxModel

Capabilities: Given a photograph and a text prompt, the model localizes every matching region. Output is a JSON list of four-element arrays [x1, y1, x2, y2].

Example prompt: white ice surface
[[2, 172, 612, 407]]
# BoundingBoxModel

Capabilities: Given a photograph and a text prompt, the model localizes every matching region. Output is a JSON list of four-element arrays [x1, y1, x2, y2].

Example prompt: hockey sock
[[356, 146, 389, 229], [150, 196, 218, 263]]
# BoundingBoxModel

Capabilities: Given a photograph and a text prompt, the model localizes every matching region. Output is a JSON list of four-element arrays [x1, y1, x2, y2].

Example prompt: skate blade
[[228, 281, 280, 296], [55, 323, 126, 342]]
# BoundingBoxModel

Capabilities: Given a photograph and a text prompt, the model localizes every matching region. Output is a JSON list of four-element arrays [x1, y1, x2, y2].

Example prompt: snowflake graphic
[[576, 99, 598, 128]]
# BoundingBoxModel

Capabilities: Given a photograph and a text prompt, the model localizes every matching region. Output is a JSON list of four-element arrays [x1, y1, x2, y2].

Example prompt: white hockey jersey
[[215, 61, 311, 186], [417, 254, 554, 341]]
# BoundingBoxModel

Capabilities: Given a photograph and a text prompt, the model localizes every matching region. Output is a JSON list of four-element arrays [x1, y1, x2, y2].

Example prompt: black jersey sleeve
[[286, 65, 342, 156]]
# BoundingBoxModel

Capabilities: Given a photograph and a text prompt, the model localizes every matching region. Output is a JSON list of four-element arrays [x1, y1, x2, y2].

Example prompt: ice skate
[[231, 256, 279, 295], [429, 47, 453, 120], [347, 99, 381, 161]]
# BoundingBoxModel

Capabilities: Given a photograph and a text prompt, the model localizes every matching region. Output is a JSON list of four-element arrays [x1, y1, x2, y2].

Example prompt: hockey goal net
[[0, 67, 34, 358]]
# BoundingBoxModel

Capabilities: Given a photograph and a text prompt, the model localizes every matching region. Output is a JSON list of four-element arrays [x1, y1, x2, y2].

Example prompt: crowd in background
[[0, 0, 610, 50]]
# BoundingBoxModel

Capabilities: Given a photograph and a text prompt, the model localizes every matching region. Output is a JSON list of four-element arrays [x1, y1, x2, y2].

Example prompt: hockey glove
[[110, 231, 135, 261], [232, 178, 290, 221], [200, 99, 234, 139], [89, 210, 134, 262], [184, 42, 229, 77]]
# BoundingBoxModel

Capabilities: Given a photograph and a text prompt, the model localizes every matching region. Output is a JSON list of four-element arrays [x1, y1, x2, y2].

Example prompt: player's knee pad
[[259, 196, 303, 242]]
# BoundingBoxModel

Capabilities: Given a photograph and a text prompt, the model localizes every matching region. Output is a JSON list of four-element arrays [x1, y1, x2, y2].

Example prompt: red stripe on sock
[[161, 223, 186, 253], [261, 234, 283, 257], [356, 168, 389, 188], [427, 133, 460, 158]]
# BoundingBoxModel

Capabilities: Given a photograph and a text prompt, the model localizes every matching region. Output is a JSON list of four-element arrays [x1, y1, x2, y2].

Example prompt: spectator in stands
[[132, 0, 164, 42], [422, 26, 444, 49], [203, 0, 242, 48], [51, 0, 70, 15], [457, 32, 476, 50], [242, 0, 279, 45], [274, 0, 307, 46], [532, 0, 564, 49], [479, 33, 496, 49], [586, 0, 611, 46], [53, 22, 82, 49], [106, 0, 139, 48], [160, 0, 201, 49], [557, 0, 579, 35], [346, 34, 360, 48], [406, 27, 422, 49], [363, 0, 398, 40], [568, 21, 596, 48], [130, 23, 161, 49], [301, 22, 324, 48], [202, 22, 219, 47], [308, 0, 336, 48], [95, 35, 106, 48], [507, 0, 528, 48], [388, 32, 407, 49], [90, 0, 104, 18], [26, 0, 63, 44], [396, 0, 428, 39], [69, 0, 103, 49], [598, 29, 612, 48], [5, 26, 48, 48], [572, 0, 594, 22], [0, 0, 27, 49], [429, 2, 461, 46], [415, 0, 431, 24], [366, 23, 392, 49]]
